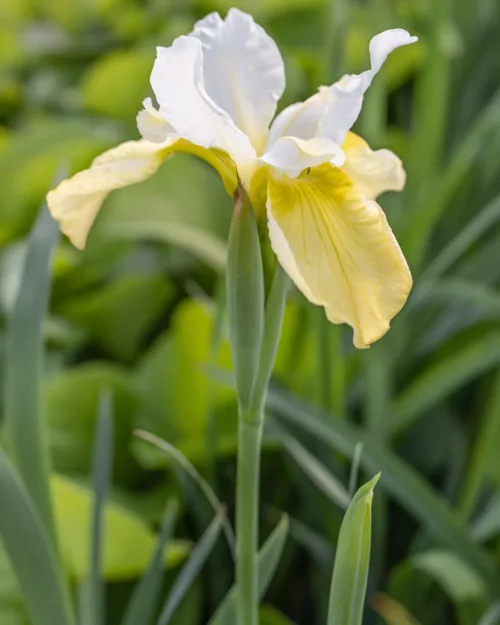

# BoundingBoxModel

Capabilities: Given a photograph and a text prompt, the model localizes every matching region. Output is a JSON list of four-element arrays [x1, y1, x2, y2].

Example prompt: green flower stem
[[236, 414, 263, 625], [227, 187, 288, 625], [235, 268, 288, 625]]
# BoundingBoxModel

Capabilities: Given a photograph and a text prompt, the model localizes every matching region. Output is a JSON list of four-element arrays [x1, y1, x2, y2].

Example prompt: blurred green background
[[1, 0, 500, 623]]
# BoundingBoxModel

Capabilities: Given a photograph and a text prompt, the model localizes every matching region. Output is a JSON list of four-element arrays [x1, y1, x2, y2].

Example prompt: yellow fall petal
[[342, 132, 406, 200], [46, 138, 237, 250], [267, 164, 412, 348]]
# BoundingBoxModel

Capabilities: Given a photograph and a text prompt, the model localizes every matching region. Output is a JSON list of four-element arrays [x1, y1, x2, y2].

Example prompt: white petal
[[267, 88, 329, 147], [151, 35, 255, 172], [319, 29, 418, 145], [368, 29, 418, 76], [260, 136, 345, 178], [137, 97, 176, 143], [47, 140, 171, 249], [190, 8, 285, 152]]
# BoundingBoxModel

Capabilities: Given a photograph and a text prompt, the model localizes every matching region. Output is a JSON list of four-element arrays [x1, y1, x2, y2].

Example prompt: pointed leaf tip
[[327, 474, 379, 625]]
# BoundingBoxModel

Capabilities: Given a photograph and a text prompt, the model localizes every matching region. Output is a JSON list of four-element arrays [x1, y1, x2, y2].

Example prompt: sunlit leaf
[[82, 50, 153, 121], [51, 475, 188, 580]]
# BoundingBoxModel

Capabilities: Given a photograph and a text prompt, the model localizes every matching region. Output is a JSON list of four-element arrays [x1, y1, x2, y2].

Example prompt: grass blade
[[282, 435, 350, 510], [156, 510, 225, 625], [0, 449, 74, 625], [135, 430, 236, 558], [458, 373, 500, 519], [267, 387, 500, 597], [4, 203, 59, 545], [403, 90, 500, 269], [421, 194, 500, 283], [208, 514, 289, 625], [471, 494, 500, 542], [406, 0, 451, 253], [349, 443, 364, 498], [412, 549, 486, 604], [327, 474, 379, 625], [121, 500, 178, 625], [80, 392, 114, 625], [412, 279, 500, 313], [390, 330, 500, 434], [478, 603, 500, 625]]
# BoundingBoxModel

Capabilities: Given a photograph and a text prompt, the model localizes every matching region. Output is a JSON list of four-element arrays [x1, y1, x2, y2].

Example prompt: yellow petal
[[341, 132, 406, 200], [46, 138, 237, 250], [267, 164, 412, 348]]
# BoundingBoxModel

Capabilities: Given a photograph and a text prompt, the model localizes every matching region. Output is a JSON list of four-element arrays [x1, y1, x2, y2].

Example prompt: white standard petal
[[319, 29, 418, 145], [151, 35, 256, 177], [266, 88, 329, 147], [137, 97, 176, 143], [260, 136, 345, 178], [190, 8, 285, 153]]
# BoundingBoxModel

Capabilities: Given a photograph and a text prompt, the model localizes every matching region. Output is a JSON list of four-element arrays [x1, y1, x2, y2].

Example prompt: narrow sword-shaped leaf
[[121, 500, 179, 625], [267, 387, 500, 597], [282, 435, 350, 510], [80, 392, 113, 625], [208, 515, 289, 625], [156, 510, 225, 625], [478, 603, 500, 625], [0, 449, 74, 625], [4, 203, 59, 545], [135, 430, 235, 558], [327, 474, 380, 625]]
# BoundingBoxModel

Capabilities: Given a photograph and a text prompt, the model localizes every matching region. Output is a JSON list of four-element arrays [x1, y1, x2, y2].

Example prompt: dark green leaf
[[268, 388, 500, 597], [122, 501, 179, 625], [4, 203, 59, 544], [0, 449, 74, 625], [136, 431, 236, 558], [80, 393, 114, 625], [156, 510, 225, 625]]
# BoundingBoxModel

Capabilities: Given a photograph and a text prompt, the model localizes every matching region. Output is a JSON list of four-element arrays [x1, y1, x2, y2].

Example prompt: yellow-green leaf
[[51, 475, 188, 580]]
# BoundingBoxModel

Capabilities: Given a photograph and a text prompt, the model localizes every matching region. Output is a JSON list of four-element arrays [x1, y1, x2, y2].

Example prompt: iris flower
[[47, 9, 417, 348]]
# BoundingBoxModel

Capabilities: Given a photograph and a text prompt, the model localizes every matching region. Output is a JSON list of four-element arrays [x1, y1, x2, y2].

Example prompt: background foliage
[[1, 0, 500, 623]]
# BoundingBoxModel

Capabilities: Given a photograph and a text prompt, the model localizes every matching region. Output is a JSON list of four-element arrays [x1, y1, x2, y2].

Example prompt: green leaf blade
[[327, 474, 379, 625], [4, 203, 59, 545], [80, 392, 114, 625], [283, 435, 350, 510], [208, 515, 289, 625], [136, 431, 236, 558], [121, 500, 178, 625], [269, 387, 500, 597], [157, 510, 225, 625], [0, 450, 74, 625]]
